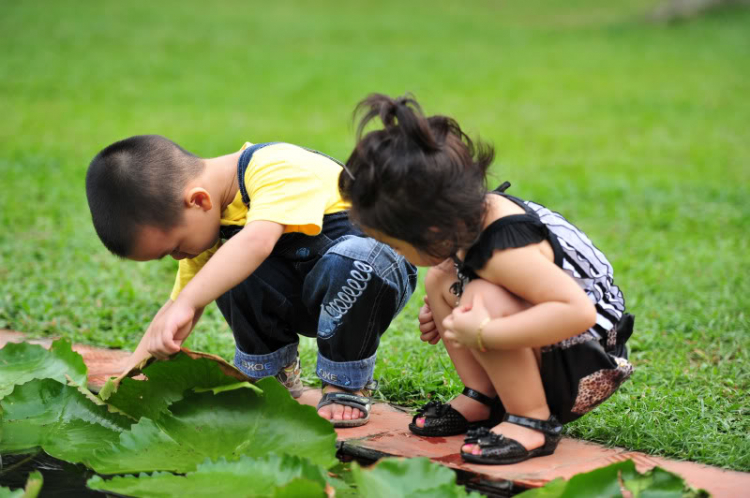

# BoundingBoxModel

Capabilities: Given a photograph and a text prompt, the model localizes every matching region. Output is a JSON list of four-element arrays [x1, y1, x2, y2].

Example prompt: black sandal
[[461, 413, 563, 465], [408, 387, 504, 437], [317, 381, 377, 428]]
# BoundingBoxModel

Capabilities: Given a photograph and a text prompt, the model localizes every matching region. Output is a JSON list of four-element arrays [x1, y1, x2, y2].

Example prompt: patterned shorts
[[451, 267, 634, 424], [540, 314, 635, 424]]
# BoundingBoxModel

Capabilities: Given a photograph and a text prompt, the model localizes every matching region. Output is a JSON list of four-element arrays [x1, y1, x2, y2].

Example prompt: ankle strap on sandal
[[322, 379, 379, 395], [504, 414, 563, 437], [461, 387, 496, 407]]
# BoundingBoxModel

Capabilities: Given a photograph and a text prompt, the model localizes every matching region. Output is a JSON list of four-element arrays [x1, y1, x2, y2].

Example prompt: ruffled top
[[451, 183, 628, 343], [459, 214, 549, 279], [454, 183, 559, 281]]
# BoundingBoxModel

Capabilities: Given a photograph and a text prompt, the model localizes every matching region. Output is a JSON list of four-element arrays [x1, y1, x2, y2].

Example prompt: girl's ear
[[185, 187, 213, 211]]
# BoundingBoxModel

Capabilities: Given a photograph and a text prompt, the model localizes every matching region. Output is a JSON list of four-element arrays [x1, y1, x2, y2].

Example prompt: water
[[0, 452, 113, 497]]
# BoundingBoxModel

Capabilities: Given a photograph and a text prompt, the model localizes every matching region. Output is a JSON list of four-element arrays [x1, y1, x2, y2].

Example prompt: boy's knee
[[314, 236, 415, 334], [462, 279, 528, 317], [324, 235, 408, 283]]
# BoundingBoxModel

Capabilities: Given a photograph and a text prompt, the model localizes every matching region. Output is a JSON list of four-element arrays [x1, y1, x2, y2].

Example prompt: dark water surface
[[0, 452, 114, 497]]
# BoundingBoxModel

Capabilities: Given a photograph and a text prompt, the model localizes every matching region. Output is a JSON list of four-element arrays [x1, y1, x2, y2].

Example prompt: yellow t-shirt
[[170, 142, 349, 300]]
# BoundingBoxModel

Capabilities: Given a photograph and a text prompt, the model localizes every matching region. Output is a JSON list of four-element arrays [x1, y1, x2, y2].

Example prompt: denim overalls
[[215, 143, 417, 390]]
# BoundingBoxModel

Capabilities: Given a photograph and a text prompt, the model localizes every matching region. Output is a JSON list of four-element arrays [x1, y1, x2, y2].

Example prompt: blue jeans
[[216, 144, 417, 390]]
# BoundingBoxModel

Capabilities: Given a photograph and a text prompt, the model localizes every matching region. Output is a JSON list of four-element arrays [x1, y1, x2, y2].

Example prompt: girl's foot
[[414, 392, 491, 428], [460, 414, 563, 465], [317, 384, 365, 421], [461, 420, 545, 455], [409, 387, 503, 437]]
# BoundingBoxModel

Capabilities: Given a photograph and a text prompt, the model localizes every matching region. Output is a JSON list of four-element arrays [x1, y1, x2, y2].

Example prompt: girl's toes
[[343, 405, 353, 420], [416, 417, 425, 428]]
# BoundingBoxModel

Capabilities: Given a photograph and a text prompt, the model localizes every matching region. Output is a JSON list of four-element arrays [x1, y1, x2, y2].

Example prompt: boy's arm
[[148, 220, 285, 358], [118, 299, 205, 370]]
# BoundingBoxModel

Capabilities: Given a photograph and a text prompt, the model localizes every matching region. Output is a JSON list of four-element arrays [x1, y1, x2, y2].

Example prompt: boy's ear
[[185, 188, 213, 211]]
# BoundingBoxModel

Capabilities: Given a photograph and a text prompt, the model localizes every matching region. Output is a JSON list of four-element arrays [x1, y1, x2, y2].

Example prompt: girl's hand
[[418, 296, 441, 345], [442, 293, 490, 350]]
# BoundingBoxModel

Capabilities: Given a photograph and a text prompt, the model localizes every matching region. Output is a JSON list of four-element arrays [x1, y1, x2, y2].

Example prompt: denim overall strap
[[300, 147, 342, 167], [302, 147, 356, 181], [236, 142, 280, 205]]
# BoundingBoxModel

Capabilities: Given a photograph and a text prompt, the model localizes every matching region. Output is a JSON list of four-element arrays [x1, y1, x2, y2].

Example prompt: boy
[[86, 135, 417, 427]]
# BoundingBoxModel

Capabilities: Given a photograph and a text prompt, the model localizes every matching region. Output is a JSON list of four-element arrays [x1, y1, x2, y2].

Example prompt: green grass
[[1, 0, 748, 471]]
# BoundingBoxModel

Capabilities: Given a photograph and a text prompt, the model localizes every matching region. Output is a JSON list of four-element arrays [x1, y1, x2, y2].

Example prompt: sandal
[[461, 413, 563, 465], [316, 381, 377, 428], [408, 387, 504, 437], [275, 352, 303, 399]]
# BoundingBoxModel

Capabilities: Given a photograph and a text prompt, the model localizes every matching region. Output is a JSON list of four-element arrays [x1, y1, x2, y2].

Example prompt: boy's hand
[[148, 301, 195, 359], [418, 296, 441, 345], [442, 293, 490, 350]]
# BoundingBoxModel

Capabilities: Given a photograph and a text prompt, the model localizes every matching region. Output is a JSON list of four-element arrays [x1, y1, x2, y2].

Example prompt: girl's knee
[[473, 344, 541, 365], [461, 279, 528, 318], [424, 262, 459, 305]]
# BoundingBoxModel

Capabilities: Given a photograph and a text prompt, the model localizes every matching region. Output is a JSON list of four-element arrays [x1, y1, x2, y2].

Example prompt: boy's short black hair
[[86, 135, 204, 258]]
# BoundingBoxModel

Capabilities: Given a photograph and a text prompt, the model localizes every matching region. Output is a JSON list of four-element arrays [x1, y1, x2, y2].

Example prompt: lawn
[[1, 0, 748, 471]]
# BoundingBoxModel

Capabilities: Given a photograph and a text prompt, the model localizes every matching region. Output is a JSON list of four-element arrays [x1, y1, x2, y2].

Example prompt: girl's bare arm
[[446, 244, 596, 350]]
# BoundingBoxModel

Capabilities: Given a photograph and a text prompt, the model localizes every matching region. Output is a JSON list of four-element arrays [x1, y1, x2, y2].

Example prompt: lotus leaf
[[0, 470, 42, 498], [87, 454, 327, 497], [0, 379, 132, 462], [516, 459, 708, 497], [99, 352, 260, 420], [0, 340, 86, 399], [351, 457, 479, 497]]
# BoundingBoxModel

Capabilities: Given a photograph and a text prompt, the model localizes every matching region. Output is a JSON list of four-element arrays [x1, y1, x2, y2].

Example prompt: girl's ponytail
[[342, 93, 496, 259], [354, 94, 441, 153]]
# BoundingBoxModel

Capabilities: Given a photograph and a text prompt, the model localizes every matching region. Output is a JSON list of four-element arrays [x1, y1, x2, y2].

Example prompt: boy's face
[[128, 208, 220, 262]]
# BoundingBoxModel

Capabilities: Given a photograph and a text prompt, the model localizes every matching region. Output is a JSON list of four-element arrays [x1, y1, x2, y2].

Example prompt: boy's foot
[[317, 385, 366, 422], [275, 354, 303, 398]]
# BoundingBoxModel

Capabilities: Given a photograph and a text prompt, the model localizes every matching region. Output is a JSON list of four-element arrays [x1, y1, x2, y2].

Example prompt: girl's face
[[363, 228, 445, 267]]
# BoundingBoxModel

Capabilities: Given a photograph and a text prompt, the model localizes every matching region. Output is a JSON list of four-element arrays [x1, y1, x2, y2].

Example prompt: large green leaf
[[621, 465, 709, 498], [0, 340, 86, 399], [0, 379, 132, 462], [87, 379, 337, 473], [271, 479, 327, 498], [86, 454, 328, 497], [1, 345, 337, 476], [0, 487, 24, 498], [351, 457, 479, 498], [99, 352, 260, 420], [516, 460, 709, 498], [2, 378, 336, 475]]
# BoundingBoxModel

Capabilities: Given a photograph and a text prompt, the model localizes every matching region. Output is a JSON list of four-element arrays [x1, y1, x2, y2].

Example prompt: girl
[[339, 94, 634, 464]]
